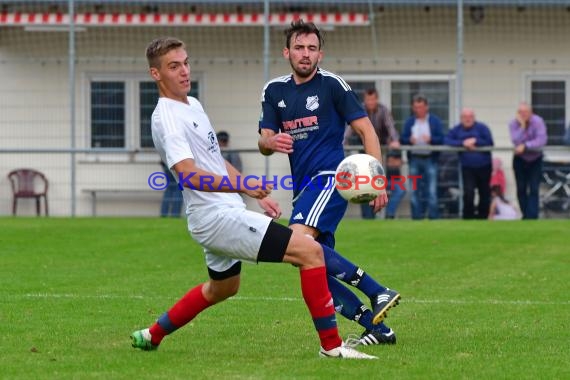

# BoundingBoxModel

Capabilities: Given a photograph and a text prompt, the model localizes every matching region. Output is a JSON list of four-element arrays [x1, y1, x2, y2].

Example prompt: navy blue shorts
[[288, 175, 347, 248]]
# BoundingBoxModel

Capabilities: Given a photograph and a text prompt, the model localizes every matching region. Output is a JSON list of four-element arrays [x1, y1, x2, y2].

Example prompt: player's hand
[[243, 179, 273, 199], [258, 197, 282, 219], [371, 192, 388, 213], [268, 133, 294, 154], [421, 134, 431, 143]]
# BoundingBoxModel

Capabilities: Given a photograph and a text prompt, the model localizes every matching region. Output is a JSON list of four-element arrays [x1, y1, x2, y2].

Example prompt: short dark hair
[[364, 88, 378, 97], [146, 37, 186, 69], [216, 131, 229, 142], [412, 94, 429, 105], [284, 19, 324, 49]]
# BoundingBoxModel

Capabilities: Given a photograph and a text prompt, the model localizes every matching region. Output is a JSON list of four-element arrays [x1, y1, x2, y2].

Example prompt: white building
[[1, 0, 569, 217]]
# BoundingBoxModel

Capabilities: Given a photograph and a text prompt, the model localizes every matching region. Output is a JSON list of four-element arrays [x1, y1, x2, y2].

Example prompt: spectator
[[488, 185, 519, 220], [564, 123, 570, 145], [400, 94, 444, 220], [217, 131, 242, 172], [509, 102, 547, 219], [490, 157, 507, 196], [344, 88, 405, 219], [445, 108, 494, 219], [160, 160, 183, 217]]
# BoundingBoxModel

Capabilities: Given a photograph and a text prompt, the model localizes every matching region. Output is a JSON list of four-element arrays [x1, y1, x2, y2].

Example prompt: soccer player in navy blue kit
[[258, 20, 401, 346]]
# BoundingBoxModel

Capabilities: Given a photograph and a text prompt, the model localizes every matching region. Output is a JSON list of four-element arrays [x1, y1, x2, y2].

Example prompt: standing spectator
[[160, 160, 183, 217], [217, 131, 242, 172], [509, 102, 547, 219], [400, 94, 444, 220], [344, 88, 405, 219], [445, 108, 494, 219], [564, 122, 570, 145]]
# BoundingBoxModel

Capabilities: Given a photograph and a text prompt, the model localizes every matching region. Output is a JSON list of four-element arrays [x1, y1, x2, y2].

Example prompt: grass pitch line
[[12, 293, 570, 306]]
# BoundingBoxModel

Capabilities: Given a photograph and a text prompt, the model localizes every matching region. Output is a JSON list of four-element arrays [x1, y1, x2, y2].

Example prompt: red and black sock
[[148, 283, 212, 346]]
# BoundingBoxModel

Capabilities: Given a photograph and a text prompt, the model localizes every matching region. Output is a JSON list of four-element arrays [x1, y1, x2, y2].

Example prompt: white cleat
[[319, 343, 378, 359]]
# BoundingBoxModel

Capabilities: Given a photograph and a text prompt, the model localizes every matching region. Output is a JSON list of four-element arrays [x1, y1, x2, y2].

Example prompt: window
[[344, 75, 453, 133], [91, 82, 125, 148], [391, 81, 450, 133], [530, 80, 565, 145], [90, 77, 200, 149]]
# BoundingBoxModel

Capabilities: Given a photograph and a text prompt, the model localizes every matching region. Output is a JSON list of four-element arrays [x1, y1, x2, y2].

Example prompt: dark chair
[[7, 169, 49, 216]]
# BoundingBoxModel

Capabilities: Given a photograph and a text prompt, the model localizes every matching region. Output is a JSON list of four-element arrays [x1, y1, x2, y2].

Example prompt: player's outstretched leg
[[328, 277, 396, 345], [131, 282, 214, 350], [321, 244, 400, 325], [132, 267, 240, 350]]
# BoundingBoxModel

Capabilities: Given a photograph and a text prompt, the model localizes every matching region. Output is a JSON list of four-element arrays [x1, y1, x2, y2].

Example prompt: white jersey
[[151, 96, 245, 222]]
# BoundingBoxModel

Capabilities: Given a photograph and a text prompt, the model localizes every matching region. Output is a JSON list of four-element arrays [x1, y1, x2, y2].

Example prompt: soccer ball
[[335, 153, 386, 204]]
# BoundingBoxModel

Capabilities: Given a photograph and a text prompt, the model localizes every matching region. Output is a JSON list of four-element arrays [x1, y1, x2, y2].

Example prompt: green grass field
[[1, 218, 568, 379]]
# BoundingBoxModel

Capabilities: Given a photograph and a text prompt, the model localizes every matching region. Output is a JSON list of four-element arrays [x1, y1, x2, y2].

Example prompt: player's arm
[[258, 128, 294, 155], [224, 157, 281, 218], [172, 158, 271, 199], [349, 117, 383, 163], [224, 159, 241, 179]]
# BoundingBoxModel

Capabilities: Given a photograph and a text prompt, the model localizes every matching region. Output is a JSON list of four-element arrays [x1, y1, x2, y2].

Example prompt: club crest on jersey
[[305, 95, 319, 111], [207, 131, 219, 153], [208, 131, 216, 145]]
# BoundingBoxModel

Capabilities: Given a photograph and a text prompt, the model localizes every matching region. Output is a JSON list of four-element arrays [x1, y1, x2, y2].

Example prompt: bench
[[82, 189, 160, 216]]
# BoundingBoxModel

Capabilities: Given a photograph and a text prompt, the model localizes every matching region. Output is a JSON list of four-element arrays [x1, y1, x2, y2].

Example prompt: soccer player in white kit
[[130, 37, 375, 359]]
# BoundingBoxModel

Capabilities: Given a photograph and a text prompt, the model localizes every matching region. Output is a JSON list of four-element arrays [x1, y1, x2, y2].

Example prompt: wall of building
[[1, 5, 569, 217]]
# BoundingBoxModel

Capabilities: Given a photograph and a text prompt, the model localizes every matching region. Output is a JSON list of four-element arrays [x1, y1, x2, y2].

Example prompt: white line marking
[[4, 293, 569, 306]]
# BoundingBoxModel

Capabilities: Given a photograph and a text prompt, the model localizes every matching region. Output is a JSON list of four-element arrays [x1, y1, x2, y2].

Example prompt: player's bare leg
[[283, 230, 376, 359], [290, 223, 400, 338]]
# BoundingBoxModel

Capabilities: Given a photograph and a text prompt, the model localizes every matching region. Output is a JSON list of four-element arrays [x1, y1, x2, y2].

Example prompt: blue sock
[[328, 276, 390, 333], [321, 244, 386, 299]]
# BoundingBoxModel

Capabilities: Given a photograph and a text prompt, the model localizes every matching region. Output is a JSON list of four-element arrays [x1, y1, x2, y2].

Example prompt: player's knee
[[204, 276, 240, 303], [301, 238, 325, 267]]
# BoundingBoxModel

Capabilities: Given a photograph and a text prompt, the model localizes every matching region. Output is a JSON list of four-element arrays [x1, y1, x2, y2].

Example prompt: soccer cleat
[[319, 343, 378, 359], [130, 328, 158, 351], [359, 328, 396, 345], [371, 288, 401, 325]]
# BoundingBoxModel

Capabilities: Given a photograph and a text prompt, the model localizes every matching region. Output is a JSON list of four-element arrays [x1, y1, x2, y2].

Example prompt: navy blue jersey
[[259, 68, 366, 195]]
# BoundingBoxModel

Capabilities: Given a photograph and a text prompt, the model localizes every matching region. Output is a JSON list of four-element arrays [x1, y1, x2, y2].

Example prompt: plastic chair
[[7, 168, 49, 216]]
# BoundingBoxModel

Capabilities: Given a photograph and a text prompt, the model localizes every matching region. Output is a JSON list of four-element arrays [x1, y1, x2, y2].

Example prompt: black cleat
[[359, 328, 396, 345], [371, 289, 401, 325]]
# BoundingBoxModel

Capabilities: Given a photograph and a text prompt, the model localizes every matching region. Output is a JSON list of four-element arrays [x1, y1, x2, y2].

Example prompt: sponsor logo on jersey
[[305, 95, 319, 111], [193, 121, 198, 128], [278, 99, 286, 108], [282, 116, 318, 130]]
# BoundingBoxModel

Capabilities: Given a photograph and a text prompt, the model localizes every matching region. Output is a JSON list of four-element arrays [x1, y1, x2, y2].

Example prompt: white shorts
[[188, 206, 273, 273]]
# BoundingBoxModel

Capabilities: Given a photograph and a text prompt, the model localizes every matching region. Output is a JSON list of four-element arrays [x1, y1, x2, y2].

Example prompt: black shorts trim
[[207, 261, 242, 280], [257, 221, 292, 263]]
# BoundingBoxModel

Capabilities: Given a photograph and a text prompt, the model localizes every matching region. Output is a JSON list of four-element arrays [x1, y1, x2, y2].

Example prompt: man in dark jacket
[[445, 108, 494, 219], [400, 94, 444, 219]]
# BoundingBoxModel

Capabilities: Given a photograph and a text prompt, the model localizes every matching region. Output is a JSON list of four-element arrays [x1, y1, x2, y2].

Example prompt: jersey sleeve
[[258, 83, 280, 133], [153, 102, 194, 169], [163, 133, 194, 170], [329, 77, 367, 123]]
